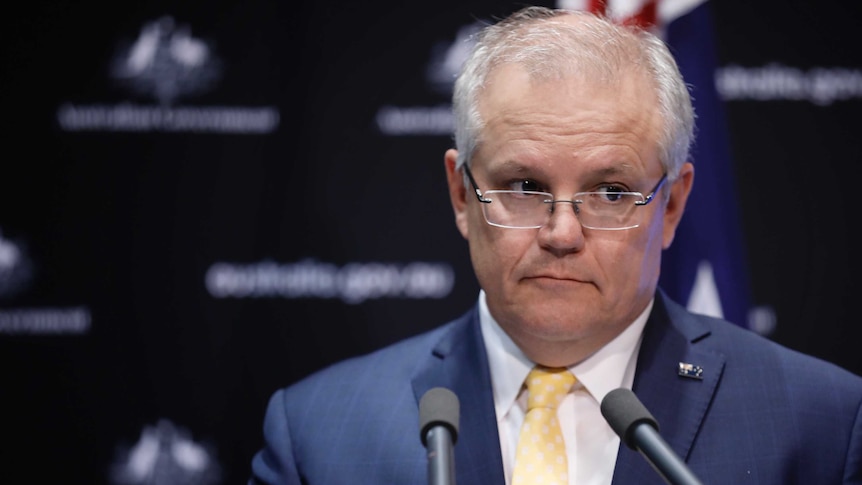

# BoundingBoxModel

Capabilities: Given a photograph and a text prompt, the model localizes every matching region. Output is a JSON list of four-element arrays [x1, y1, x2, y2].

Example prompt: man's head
[[452, 6, 694, 182], [444, 7, 696, 367]]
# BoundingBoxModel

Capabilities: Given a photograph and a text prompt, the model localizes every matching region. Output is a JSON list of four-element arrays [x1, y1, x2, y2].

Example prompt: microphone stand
[[424, 425, 456, 485]]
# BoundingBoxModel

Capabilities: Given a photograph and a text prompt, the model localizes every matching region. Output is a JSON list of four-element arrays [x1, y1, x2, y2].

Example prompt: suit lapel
[[411, 307, 506, 485], [612, 292, 726, 484]]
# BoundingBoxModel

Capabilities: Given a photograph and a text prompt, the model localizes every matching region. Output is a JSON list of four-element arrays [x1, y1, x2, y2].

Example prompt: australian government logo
[[0, 227, 91, 336], [56, 16, 279, 134], [375, 21, 483, 137], [110, 419, 221, 485]]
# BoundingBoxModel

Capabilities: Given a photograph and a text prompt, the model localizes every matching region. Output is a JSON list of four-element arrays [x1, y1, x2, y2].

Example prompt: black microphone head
[[600, 388, 659, 450], [419, 387, 460, 446]]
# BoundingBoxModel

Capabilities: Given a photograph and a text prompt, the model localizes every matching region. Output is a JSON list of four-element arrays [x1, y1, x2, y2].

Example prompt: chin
[[513, 310, 596, 341]]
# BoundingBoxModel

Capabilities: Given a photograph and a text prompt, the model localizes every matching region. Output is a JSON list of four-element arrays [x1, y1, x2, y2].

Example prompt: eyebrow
[[486, 159, 533, 173], [590, 164, 637, 176], [485, 159, 637, 178]]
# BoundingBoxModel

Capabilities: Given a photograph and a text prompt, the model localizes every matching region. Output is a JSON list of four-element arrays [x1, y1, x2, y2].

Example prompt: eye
[[507, 179, 543, 193], [595, 184, 629, 202]]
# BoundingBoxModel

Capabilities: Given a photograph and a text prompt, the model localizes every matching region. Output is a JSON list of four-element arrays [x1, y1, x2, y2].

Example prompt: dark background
[[1, 1, 860, 483]]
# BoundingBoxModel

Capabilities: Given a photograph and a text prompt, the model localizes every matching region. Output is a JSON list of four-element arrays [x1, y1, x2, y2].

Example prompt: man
[[250, 7, 862, 485]]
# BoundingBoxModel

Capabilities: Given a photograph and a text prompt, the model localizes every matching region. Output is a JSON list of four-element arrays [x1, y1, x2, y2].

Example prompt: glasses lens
[[576, 193, 643, 230], [482, 191, 551, 228]]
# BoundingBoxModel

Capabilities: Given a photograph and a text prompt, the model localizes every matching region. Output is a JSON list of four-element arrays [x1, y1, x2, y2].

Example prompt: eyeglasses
[[462, 164, 667, 230]]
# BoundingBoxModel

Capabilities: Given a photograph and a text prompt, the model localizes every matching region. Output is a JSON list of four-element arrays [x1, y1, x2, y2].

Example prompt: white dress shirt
[[478, 290, 651, 485]]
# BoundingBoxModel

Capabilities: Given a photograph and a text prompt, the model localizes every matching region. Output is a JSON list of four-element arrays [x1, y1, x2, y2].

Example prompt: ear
[[662, 162, 694, 249], [445, 149, 470, 239]]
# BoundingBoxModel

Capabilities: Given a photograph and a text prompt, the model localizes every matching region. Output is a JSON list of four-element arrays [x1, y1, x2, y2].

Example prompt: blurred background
[[2, 1, 860, 483]]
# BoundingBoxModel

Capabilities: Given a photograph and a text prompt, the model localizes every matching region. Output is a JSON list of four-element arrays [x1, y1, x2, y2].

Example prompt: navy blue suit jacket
[[250, 291, 862, 484]]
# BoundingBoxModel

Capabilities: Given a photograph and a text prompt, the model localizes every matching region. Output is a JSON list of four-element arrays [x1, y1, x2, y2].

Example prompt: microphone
[[601, 388, 704, 485], [419, 387, 460, 485]]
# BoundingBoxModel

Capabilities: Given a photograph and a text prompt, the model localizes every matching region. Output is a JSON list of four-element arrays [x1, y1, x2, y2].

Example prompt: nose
[[537, 200, 585, 253]]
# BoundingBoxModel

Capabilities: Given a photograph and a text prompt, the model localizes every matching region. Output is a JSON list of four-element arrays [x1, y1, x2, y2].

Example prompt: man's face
[[445, 64, 693, 366]]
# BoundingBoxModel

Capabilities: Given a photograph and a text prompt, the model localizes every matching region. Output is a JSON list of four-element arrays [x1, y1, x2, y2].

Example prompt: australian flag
[[558, 0, 753, 327]]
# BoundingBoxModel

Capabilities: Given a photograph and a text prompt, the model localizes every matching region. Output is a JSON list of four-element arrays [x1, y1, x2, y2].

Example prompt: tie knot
[[525, 366, 576, 411]]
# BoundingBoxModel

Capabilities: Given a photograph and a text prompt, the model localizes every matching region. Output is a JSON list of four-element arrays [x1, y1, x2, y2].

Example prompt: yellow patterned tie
[[512, 366, 576, 485]]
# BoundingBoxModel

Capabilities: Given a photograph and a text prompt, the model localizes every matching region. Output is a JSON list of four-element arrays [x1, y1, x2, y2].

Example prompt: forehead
[[474, 63, 662, 174]]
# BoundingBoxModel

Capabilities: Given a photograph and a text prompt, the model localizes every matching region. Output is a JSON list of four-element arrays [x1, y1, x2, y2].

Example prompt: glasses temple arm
[[634, 173, 668, 206], [462, 164, 492, 203]]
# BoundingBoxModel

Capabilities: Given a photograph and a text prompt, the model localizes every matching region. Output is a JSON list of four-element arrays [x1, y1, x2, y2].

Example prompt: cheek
[[468, 220, 533, 286], [628, 216, 666, 284], [591, 225, 660, 285]]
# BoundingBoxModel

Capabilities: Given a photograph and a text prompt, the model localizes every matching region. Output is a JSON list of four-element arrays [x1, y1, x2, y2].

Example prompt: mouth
[[523, 274, 588, 285]]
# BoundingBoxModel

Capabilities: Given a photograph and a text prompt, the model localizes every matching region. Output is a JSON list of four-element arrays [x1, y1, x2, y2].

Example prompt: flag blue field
[[660, 1, 752, 327]]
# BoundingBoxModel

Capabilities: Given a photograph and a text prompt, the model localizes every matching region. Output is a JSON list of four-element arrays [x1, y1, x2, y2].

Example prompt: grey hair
[[451, 6, 695, 183]]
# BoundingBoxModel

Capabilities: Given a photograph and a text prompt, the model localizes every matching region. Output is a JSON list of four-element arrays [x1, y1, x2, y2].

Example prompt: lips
[[523, 274, 587, 284], [517, 260, 594, 286]]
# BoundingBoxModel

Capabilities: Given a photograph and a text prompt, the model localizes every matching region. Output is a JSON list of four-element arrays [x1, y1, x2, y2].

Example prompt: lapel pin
[[678, 362, 704, 379]]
